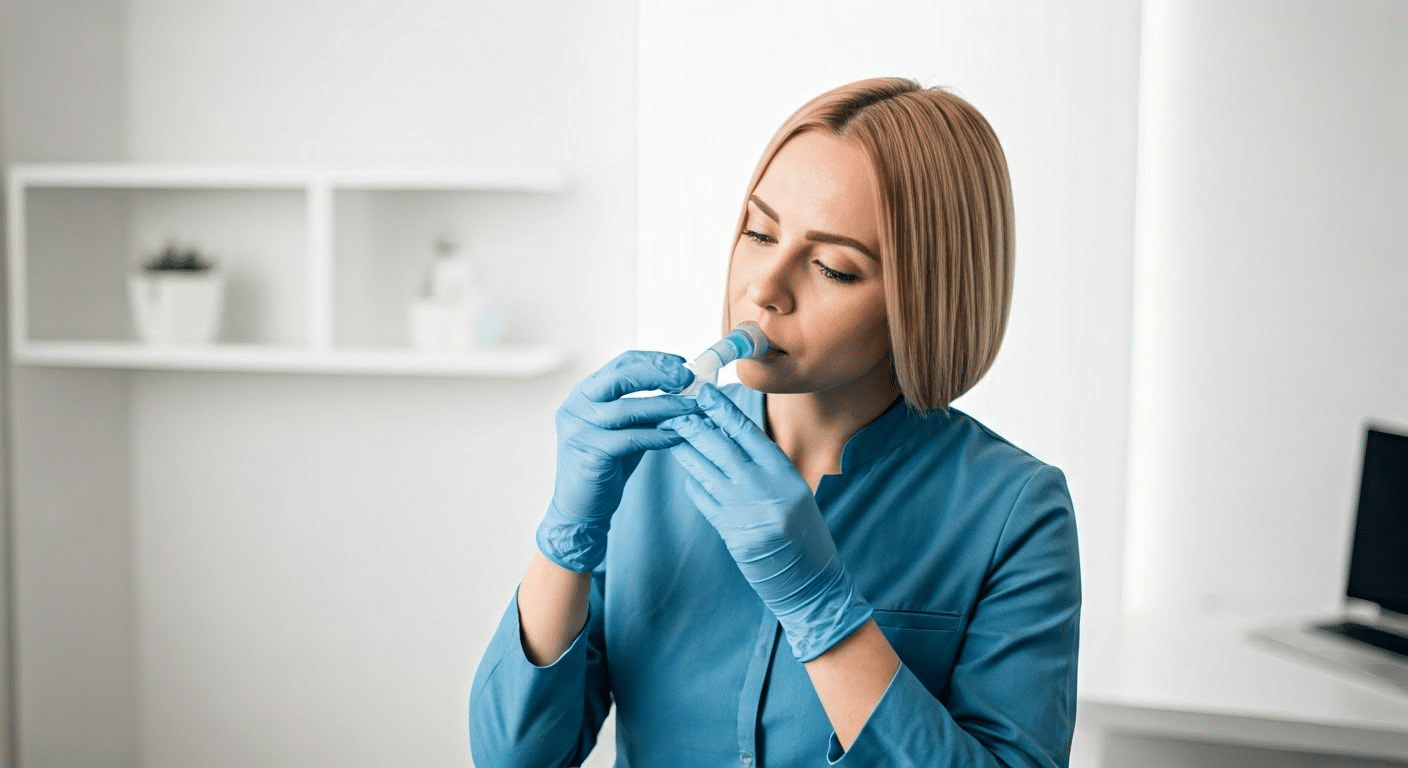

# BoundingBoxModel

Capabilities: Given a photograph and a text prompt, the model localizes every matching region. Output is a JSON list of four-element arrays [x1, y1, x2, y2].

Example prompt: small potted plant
[[127, 241, 225, 345]]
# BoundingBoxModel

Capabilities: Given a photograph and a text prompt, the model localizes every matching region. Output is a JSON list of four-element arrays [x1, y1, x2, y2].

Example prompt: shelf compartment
[[18, 186, 310, 346], [15, 341, 565, 377], [330, 188, 560, 350]]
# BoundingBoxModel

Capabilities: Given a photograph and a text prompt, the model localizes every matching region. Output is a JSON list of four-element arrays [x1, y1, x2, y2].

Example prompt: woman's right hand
[[535, 350, 697, 573]]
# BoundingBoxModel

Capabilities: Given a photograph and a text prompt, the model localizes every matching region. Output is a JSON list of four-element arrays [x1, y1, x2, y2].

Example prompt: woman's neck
[[764, 366, 902, 492]]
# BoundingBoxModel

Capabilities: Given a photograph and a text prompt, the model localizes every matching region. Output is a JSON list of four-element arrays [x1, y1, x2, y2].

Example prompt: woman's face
[[729, 129, 891, 398]]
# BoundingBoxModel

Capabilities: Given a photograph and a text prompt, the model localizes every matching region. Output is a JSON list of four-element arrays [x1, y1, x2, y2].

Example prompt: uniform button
[[740, 752, 753, 766]]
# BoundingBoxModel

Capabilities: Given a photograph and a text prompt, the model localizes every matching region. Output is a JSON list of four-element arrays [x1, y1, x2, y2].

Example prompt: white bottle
[[408, 236, 473, 353], [428, 237, 475, 303], [410, 237, 481, 353]]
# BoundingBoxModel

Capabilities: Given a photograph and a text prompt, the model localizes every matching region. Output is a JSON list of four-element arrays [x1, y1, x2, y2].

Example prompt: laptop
[[1251, 423, 1408, 696]]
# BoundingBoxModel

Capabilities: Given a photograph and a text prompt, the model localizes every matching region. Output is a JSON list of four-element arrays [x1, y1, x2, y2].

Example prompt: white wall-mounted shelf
[[8, 163, 568, 192], [5, 163, 570, 377], [14, 341, 566, 377]]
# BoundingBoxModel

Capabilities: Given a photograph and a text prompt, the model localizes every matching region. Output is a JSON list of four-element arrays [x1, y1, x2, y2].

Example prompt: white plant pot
[[128, 270, 225, 345]]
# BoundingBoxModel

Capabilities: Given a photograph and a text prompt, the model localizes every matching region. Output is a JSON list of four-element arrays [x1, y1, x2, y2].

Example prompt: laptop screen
[[1345, 425, 1408, 617]]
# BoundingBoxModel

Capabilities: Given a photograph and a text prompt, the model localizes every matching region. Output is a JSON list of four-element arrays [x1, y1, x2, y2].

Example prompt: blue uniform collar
[[732, 385, 933, 476]]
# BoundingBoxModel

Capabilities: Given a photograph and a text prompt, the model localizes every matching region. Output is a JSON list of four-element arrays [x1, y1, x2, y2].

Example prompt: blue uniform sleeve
[[469, 570, 613, 768], [833, 465, 1081, 767]]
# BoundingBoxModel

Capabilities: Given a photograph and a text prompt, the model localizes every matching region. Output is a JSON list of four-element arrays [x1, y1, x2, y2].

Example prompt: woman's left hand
[[661, 383, 873, 662]]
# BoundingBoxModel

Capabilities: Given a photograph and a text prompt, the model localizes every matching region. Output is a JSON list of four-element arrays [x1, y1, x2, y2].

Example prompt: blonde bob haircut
[[725, 77, 1014, 412]]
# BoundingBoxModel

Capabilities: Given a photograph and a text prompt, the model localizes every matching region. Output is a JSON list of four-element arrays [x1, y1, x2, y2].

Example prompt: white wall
[[123, 3, 638, 766], [1127, 0, 1408, 620], [638, 0, 1143, 645], [2, 1, 137, 766], [1, 11, 10, 766], [4, 1, 639, 766], [0, 0, 127, 163], [10, 369, 136, 768], [129, 372, 566, 768]]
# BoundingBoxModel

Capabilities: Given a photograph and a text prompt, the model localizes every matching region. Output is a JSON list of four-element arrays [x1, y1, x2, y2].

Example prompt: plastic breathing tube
[[681, 321, 771, 396]]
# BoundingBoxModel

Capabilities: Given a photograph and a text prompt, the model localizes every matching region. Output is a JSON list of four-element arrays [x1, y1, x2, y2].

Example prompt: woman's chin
[[735, 360, 773, 391], [736, 359, 806, 394]]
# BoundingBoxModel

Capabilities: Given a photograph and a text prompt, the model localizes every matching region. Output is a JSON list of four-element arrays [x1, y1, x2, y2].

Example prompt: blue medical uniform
[[471, 383, 1081, 767]]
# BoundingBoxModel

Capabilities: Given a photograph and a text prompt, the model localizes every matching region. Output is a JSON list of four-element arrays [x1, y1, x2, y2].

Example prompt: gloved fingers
[[664, 432, 730, 501], [693, 383, 788, 463], [577, 351, 694, 402], [678, 473, 720, 517], [573, 426, 687, 457], [567, 393, 699, 430], [661, 412, 754, 482]]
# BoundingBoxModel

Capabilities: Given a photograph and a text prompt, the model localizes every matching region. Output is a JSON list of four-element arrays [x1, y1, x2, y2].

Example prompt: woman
[[470, 77, 1080, 767]]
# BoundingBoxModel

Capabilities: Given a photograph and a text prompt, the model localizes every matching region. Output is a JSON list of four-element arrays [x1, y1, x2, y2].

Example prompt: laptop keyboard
[[1316, 621, 1408, 659]]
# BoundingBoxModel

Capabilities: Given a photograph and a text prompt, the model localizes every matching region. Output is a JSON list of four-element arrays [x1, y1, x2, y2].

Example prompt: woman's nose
[[745, 250, 796, 315]]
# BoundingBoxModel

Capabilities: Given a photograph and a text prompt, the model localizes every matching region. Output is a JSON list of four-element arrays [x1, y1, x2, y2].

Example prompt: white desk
[[1077, 616, 1408, 766]]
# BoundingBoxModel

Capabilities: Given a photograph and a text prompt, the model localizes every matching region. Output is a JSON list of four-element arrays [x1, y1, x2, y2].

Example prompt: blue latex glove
[[662, 383, 874, 662], [537, 351, 697, 573]]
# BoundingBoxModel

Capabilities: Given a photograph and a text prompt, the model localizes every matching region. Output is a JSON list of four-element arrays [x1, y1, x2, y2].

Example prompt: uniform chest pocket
[[872, 609, 961, 632], [872, 609, 963, 699]]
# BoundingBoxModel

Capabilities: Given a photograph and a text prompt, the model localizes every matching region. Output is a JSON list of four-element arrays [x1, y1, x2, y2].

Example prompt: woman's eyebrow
[[749, 194, 780, 222], [749, 194, 879, 262], [808, 232, 879, 262]]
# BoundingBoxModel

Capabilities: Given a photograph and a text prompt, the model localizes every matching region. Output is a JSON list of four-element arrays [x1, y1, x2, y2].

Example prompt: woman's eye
[[741, 229, 774, 245], [815, 260, 859, 284]]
